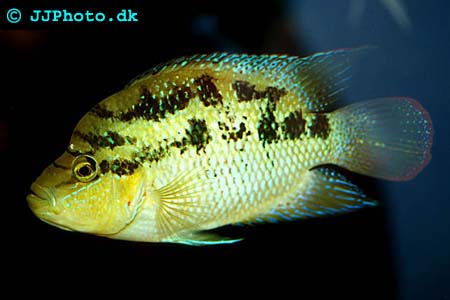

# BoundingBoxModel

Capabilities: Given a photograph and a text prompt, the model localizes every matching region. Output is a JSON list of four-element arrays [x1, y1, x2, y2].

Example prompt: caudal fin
[[332, 98, 433, 181]]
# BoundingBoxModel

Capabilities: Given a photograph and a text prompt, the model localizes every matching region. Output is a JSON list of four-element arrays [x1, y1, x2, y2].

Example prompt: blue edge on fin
[[237, 167, 377, 225]]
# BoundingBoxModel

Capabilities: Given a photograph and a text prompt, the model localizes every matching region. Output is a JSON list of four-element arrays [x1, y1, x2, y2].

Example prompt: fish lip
[[28, 183, 57, 208]]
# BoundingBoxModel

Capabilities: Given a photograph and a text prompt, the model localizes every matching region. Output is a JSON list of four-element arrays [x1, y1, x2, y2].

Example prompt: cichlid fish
[[27, 49, 433, 245]]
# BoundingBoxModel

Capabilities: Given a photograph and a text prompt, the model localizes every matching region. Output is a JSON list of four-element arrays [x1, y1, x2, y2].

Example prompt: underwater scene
[[1, 1, 449, 299]]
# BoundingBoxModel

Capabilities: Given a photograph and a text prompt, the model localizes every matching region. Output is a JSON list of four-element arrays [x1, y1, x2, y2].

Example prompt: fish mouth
[[27, 183, 57, 210]]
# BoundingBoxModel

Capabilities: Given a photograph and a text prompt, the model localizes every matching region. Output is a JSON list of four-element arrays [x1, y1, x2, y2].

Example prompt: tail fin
[[331, 98, 433, 181]]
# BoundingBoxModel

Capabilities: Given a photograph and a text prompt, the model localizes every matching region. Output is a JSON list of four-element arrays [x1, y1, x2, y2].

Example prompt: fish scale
[[138, 114, 332, 233], [27, 49, 433, 245]]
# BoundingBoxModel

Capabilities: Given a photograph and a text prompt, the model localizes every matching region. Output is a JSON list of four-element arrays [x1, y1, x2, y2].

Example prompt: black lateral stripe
[[52, 162, 70, 170], [100, 119, 211, 176], [110, 159, 139, 176], [66, 148, 94, 156], [91, 104, 115, 119], [66, 148, 81, 156], [72, 130, 136, 150], [99, 119, 212, 176], [95, 147, 162, 176], [98, 158, 140, 176]]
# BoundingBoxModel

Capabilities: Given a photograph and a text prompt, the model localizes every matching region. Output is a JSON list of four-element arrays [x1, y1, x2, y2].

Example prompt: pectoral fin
[[154, 167, 212, 240], [153, 168, 243, 246]]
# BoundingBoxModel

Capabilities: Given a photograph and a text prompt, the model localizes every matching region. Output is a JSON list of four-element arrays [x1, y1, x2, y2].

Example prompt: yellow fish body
[[27, 50, 433, 245]]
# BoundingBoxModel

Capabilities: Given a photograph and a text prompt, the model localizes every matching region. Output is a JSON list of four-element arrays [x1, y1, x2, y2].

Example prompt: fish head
[[27, 150, 146, 236]]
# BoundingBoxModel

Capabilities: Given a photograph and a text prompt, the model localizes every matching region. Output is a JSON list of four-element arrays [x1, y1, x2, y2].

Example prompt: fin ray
[[164, 231, 242, 246], [154, 167, 211, 240], [332, 97, 433, 181], [241, 168, 377, 224]]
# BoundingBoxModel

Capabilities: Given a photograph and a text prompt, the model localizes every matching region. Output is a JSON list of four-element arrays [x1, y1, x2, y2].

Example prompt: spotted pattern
[[218, 121, 251, 142], [194, 75, 223, 107]]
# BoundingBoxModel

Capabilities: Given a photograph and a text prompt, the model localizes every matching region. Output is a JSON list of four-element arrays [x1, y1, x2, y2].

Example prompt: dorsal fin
[[126, 48, 370, 112], [283, 48, 363, 112]]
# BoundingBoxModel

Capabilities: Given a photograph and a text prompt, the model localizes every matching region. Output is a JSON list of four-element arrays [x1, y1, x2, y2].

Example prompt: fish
[[27, 49, 433, 246]]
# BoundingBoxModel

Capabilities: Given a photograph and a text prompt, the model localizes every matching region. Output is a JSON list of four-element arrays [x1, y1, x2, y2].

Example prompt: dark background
[[1, 1, 449, 299]]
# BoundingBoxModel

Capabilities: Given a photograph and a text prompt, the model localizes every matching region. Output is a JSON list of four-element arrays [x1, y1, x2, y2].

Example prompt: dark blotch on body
[[232, 81, 255, 101], [282, 110, 306, 140], [99, 160, 110, 173], [110, 159, 139, 176], [232, 80, 286, 103], [166, 86, 192, 114], [119, 86, 155, 122], [120, 85, 192, 122], [93, 75, 224, 123], [257, 102, 279, 145], [185, 119, 211, 153], [263, 86, 286, 102], [309, 114, 330, 139], [257, 88, 286, 145], [231, 80, 287, 145], [194, 75, 223, 107]]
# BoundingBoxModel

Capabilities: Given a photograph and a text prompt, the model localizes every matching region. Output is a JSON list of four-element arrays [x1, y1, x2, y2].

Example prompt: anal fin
[[242, 167, 377, 224], [164, 231, 243, 246]]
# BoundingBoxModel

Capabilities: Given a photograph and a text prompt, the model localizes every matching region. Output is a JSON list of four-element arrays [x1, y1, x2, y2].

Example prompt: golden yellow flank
[[27, 50, 433, 245]]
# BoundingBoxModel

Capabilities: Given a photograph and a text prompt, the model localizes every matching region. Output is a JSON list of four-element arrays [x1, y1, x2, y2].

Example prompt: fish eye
[[72, 155, 98, 182]]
